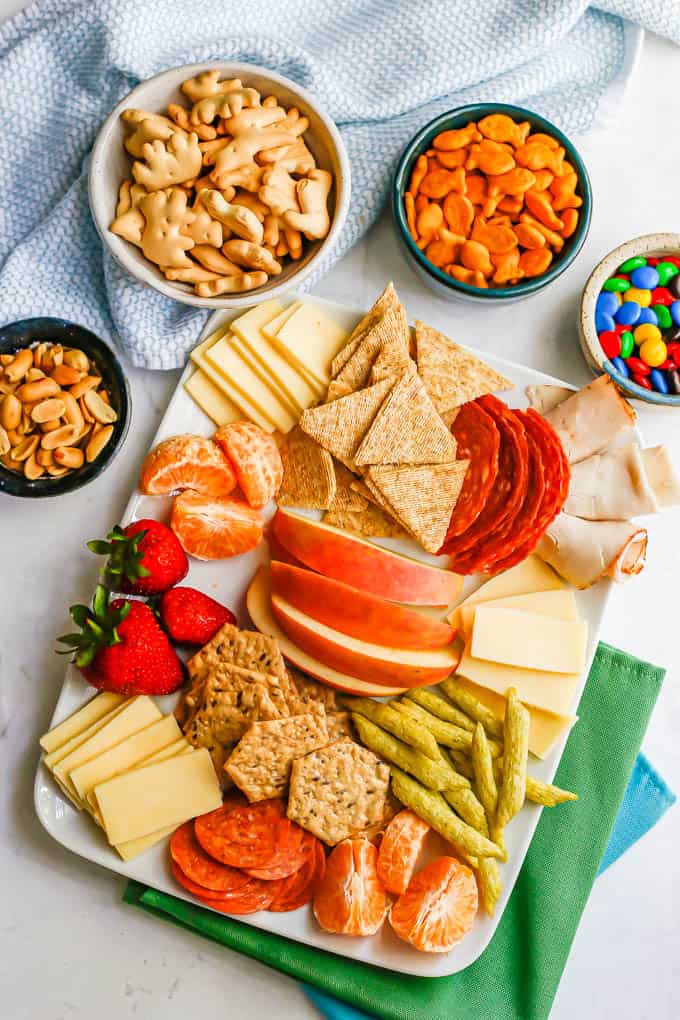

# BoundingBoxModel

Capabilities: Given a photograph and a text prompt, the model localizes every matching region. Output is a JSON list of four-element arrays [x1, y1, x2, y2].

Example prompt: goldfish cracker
[[416, 202, 444, 241], [514, 221, 545, 249], [420, 167, 465, 200], [477, 113, 530, 147], [447, 264, 488, 288], [560, 208, 579, 239], [426, 235, 460, 268], [434, 122, 481, 151], [491, 248, 523, 285], [550, 172, 583, 212], [559, 160, 576, 177], [531, 169, 554, 192], [408, 154, 428, 197], [519, 248, 553, 277], [460, 240, 493, 277], [514, 141, 564, 175], [404, 192, 418, 241], [486, 167, 536, 198], [471, 216, 518, 254], [464, 174, 487, 207], [435, 149, 468, 169], [524, 190, 564, 231], [466, 140, 515, 176], [488, 214, 512, 227], [415, 194, 429, 213], [497, 196, 523, 214], [519, 212, 564, 250], [443, 193, 474, 236], [525, 132, 559, 150]]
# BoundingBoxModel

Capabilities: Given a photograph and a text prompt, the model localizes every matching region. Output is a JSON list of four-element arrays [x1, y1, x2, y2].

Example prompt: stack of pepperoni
[[170, 795, 326, 914], [439, 394, 569, 573]]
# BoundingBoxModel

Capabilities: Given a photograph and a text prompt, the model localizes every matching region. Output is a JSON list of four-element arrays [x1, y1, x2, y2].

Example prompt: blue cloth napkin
[[0, 1, 679, 369], [304, 751, 675, 1020]]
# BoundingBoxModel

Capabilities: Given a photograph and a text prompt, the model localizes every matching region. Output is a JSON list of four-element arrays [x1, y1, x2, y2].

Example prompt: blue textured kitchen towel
[[304, 750, 676, 1020], [0, 0, 679, 368]]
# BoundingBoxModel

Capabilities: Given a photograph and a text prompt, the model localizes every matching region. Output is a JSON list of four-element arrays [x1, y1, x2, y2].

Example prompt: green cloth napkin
[[124, 642, 664, 1020]]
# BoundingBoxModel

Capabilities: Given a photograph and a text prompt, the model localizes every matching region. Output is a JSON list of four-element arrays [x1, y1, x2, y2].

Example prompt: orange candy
[[389, 856, 478, 953], [171, 490, 264, 559], [139, 434, 236, 498], [376, 810, 429, 895], [213, 422, 282, 509], [313, 838, 388, 936]]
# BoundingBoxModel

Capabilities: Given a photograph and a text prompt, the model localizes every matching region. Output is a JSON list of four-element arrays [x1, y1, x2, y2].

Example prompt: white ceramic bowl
[[89, 62, 351, 309], [579, 232, 680, 406]]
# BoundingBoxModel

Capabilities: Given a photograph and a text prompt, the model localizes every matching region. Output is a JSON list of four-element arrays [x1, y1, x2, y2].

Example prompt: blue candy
[[649, 368, 669, 394], [611, 356, 630, 378], [595, 311, 615, 333], [630, 265, 659, 290], [615, 301, 641, 326], [671, 300, 680, 326], [637, 307, 658, 326], [596, 291, 620, 317]]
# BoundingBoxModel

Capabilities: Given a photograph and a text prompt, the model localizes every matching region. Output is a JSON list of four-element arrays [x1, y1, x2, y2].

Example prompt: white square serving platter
[[35, 293, 614, 978]]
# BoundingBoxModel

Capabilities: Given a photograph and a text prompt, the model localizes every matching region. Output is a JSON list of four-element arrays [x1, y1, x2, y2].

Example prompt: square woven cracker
[[287, 738, 390, 845], [354, 372, 457, 467], [299, 376, 395, 471], [367, 460, 470, 553], [414, 320, 512, 413], [330, 282, 401, 378], [327, 302, 410, 401], [276, 425, 337, 510], [225, 712, 329, 801]]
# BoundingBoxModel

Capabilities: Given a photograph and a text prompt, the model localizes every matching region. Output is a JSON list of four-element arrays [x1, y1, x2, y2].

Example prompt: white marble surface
[[2, 10, 680, 1018]]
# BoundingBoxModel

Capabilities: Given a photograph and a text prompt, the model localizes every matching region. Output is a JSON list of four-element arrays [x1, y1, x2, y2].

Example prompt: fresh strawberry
[[58, 585, 184, 696], [159, 586, 236, 645], [88, 519, 188, 595]]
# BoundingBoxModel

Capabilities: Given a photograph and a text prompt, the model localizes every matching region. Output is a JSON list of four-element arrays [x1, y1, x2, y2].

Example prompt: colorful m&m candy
[[595, 254, 680, 394]]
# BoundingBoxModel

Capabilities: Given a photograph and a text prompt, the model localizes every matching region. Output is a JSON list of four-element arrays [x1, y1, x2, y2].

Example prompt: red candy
[[613, 322, 628, 335], [657, 359, 676, 371], [599, 330, 621, 359], [626, 356, 651, 376], [650, 287, 673, 306], [646, 257, 660, 267], [666, 342, 680, 362], [632, 373, 652, 390], [664, 257, 680, 268]]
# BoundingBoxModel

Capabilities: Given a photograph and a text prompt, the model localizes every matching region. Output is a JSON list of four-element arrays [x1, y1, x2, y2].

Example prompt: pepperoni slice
[[194, 798, 306, 870], [268, 839, 327, 912], [170, 859, 274, 913], [444, 396, 528, 569], [441, 400, 500, 545], [243, 827, 310, 880], [170, 822, 251, 893]]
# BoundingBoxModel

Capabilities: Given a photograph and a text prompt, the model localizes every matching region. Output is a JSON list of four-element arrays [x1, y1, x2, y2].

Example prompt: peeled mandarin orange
[[313, 837, 387, 937], [140, 434, 236, 498], [171, 491, 264, 560], [376, 810, 430, 895], [389, 856, 478, 953], [214, 422, 283, 509]]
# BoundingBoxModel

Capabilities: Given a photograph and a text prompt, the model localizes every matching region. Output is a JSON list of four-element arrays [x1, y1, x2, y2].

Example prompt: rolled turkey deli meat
[[543, 375, 636, 464], [564, 444, 658, 520], [536, 513, 647, 588]]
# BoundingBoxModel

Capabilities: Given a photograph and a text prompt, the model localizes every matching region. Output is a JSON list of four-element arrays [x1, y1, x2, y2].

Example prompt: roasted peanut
[[50, 364, 82, 387], [0, 426, 9, 456], [6, 428, 23, 446], [70, 376, 101, 399], [83, 389, 118, 425], [33, 343, 48, 368], [61, 391, 84, 429], [79, 395, 94, 423], [40, 419, 62, 433], [32, 397, 66, 424], [15, 377, 60, 403], [5, 349, 33, 382], [12, 434, 40, 462], [24, 453, 45, 480], [47, 465, 70, 477], [54, 446, 85, 470], [1, 393, 22, 431], [0, 354, 14, 367], [40, 425, 81, 451], [37, 449, 55, 467], [62, 348, 90, 373], [25, 367, 46, 382]]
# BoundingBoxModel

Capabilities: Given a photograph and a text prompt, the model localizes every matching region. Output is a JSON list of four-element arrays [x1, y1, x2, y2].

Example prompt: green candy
[[618, 255, 647, 273], [656, 261, 679, 286], [652, 304, 672, 329], [603, 277, 630, 293], [620, 331, 635, 358]]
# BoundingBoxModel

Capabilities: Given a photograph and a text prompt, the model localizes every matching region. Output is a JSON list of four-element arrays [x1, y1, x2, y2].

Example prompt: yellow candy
[[634, 323, 662, 345], [639, 337, 667, 368], [624, 287, 652, 307]]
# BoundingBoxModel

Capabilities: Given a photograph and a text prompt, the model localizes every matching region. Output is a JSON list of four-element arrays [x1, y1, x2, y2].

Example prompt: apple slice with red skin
[[246, 567, 407, 697], [271, 510, 463, 606], [270, 561, 456, 650]]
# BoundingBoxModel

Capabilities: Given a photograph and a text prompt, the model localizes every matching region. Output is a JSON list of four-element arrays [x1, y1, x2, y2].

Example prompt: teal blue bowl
[[392, 103, 592, 302]]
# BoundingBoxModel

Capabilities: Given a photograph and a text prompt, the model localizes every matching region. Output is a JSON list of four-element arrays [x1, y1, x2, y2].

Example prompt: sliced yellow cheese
[[261, 301, 303, 340], [272, 303, 348, 390], [191, 344, 276, 433], [205, 335, 298, 432], [184, 370, 242, 427], [40, 693, 125, 754], [69, 714, 182, 803], [459, 589, 578, 642], [88, 741, 192, 821], [471, 607, 588, 675], [94, 747, 221, 846], [230, 335, 299, 418], [454, 676, 577, 759], [457, 641, 580, 716], [447, 555, 563, 629], [190, 323, 231, 361], [43, 699, 131, 769], [115, 823, 179, 862], [232, 305, 320, 414], [52, 696, 162, 800]]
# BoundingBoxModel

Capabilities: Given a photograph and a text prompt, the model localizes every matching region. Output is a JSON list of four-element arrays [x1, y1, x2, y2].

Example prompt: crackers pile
[[277, 283, 511, 554]]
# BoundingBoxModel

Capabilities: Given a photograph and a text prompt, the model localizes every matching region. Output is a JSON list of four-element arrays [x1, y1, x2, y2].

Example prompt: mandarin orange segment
[[140, 434, 237, 497], [313, 837, 388, 937], [213, 421, 283, 509], [389, 856, 478, 953], [171, 490, 264, 559], [376, 810, 430, 895]]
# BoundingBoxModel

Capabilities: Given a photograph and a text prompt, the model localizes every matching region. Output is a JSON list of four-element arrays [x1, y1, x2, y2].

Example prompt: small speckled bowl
[[579, 233, 680, 406], [0, 318, 131, 498], [392, 103, 592, 303]]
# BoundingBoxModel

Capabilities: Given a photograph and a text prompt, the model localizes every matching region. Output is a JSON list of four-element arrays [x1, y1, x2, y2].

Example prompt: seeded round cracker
[[276, 426, 337, 510], [225, 713, 329, 802], [287, 738, 390, 845]]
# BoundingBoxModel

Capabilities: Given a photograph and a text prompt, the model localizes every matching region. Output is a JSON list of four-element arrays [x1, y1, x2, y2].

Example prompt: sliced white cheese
[[458, 589, 578, 641], [184, 370, 242, 427], [471, 606, 587, 675], [261, 301, 303, 340], [447, 555, 564, 629], [114, 824, 179, 862], [229, 335, 300, 419], [94, 748, 221, 845], [40, 693, 125, 754], [88, 742, 192, 821], [190, 344, 275, 433], [201, 336, 297, 433], [457, 641, 581, 716], [272, 303, 348, 390], [43, 699, 131, 769]]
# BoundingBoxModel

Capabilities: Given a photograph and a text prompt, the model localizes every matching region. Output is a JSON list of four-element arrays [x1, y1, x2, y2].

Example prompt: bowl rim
[[579, 232, 680, 406], [88, 60, 352, 309], [392, 102, 593, 300], [0, 317, 131, 498]]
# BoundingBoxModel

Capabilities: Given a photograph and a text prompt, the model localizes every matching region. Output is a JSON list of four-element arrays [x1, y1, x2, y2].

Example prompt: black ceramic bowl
[[0, 318, 130, 498]]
